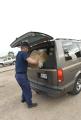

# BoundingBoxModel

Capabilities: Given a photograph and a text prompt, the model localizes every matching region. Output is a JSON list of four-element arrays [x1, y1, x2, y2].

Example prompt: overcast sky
[[0, 0, 81, 56]]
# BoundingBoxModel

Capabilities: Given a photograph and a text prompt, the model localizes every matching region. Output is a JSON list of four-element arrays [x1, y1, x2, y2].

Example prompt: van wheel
[[0, 63, 4, 67], [69, 77, 81, 95]]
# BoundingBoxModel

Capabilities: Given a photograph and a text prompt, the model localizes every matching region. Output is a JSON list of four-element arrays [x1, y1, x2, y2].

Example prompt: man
[[15, 42, 38, 108]]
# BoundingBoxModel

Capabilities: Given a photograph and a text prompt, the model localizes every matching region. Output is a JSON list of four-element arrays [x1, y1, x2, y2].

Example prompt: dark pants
[[15, 73, 32, 105]]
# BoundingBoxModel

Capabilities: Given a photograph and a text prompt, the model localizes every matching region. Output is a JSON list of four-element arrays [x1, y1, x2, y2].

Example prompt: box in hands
[[29, 50, 48, 68]]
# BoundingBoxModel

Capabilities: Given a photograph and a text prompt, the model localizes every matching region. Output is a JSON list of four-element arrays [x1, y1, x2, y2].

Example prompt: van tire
[[0, 63, 4, 67], [69, 76, 81, 95]]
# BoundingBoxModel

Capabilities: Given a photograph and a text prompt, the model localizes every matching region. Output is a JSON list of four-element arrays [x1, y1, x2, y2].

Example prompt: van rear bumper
[[30, 80, 68, 97]]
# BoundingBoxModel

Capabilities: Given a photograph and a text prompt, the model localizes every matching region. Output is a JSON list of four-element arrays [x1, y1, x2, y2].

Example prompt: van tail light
[[57, 68, 64, 83]]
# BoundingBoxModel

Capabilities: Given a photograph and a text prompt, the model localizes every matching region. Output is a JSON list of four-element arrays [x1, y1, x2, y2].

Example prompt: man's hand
[[26, 57, 39, 65]]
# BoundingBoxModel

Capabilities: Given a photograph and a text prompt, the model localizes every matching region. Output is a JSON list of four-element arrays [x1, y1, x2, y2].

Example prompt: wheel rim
[[76, 78, 81, 91]]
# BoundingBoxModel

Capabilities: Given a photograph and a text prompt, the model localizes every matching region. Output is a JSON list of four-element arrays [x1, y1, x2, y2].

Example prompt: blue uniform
[[15, 51, 32, 105]]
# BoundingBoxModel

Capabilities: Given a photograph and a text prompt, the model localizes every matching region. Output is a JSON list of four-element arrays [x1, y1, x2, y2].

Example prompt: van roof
[[55, 38, 81, 41]]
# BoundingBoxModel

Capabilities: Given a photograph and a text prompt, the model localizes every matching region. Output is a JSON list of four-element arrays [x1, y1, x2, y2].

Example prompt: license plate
[[40, 73, 47, 79]]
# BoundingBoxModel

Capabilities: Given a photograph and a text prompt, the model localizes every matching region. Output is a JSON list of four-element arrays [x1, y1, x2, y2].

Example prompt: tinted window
[[62, 41, 81, 61]]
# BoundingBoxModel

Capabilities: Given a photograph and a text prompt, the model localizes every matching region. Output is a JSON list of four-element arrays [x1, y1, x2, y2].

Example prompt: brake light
[[57, 68, 63, 83]]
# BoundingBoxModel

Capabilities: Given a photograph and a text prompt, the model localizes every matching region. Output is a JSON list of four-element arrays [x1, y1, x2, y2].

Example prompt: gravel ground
[[0, 67, 81, 120]]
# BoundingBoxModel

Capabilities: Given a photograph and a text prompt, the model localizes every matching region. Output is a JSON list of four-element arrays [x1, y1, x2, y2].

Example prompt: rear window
[[62, 41, 81, 61]]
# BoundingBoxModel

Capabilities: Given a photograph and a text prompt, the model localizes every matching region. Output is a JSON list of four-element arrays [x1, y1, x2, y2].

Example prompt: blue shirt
[[16, 51, 29, 73]]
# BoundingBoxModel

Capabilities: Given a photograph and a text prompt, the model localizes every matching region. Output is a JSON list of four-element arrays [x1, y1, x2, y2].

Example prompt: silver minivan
[[10, 32, 81, 97]]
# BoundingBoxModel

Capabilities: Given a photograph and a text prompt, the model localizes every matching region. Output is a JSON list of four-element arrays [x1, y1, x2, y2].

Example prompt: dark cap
[[21, 42, 30, 48]]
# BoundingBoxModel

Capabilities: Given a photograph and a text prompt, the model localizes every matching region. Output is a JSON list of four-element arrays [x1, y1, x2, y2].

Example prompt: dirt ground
[[0, 67, 81, 120]]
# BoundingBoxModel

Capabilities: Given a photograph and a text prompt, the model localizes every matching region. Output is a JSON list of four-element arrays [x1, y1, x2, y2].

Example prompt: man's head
[[20, 42, 30, 52]]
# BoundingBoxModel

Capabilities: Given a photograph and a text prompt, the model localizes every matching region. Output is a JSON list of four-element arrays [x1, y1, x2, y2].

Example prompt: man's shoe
[[21, 99, 26, 103], [28, 103, 38, 108]]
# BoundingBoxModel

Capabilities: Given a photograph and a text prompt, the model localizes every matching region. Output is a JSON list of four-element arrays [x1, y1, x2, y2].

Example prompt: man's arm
[[26, 57, 38, 65]]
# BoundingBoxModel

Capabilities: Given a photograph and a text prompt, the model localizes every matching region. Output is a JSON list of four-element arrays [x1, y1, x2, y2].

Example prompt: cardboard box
[[29, 50, 48, 68]]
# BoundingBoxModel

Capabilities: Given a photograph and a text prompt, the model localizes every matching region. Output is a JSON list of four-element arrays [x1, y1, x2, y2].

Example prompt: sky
[[0, 0, 81, 56]]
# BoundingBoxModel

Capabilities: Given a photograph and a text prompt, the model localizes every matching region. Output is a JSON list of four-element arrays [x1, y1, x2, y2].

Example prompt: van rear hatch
[[10, 32, 57, 88], [10, 32, 53, 47]]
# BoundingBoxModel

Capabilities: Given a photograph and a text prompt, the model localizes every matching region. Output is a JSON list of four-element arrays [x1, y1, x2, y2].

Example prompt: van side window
[[62, 41, 81, 61]]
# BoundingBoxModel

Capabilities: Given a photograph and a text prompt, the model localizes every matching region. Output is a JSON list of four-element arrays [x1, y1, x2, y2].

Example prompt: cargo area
[[28, 40, 58, 88], [29, 40, 57, 69]]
